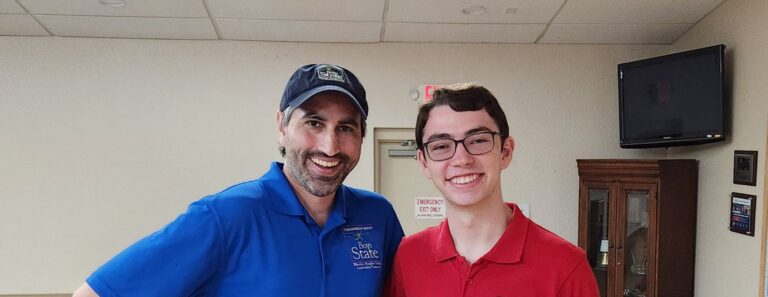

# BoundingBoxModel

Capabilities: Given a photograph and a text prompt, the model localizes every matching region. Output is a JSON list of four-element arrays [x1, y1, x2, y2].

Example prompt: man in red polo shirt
[[385, 83, 599, 297]]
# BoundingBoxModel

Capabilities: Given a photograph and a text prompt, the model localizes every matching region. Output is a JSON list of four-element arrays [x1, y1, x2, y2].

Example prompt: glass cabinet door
[[586, 188, 611, 296], [622, 190, 648, 297], [618, 184, 656, 297]]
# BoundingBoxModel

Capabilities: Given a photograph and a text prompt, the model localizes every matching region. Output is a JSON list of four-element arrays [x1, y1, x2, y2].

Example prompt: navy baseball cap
[[280, 64, 368, 119]]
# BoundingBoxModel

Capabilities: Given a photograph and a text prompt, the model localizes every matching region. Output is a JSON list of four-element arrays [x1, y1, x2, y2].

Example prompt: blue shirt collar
[[261, 162, 349, 219]]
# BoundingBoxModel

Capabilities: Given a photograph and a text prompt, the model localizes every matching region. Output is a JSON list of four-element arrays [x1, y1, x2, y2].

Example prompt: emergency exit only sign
[[415, 197, 445, 219]]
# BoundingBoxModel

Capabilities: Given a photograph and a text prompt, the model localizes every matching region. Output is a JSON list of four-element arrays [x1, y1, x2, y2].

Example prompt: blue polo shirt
[[87, 162, 404, 296]]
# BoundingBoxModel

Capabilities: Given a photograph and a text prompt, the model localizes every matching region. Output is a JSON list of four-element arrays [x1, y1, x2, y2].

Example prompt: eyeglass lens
[[425, 132, 496, 161]]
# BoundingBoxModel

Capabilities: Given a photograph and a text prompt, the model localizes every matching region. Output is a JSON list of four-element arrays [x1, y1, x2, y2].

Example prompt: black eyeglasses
[[423, 131, 500, 161]]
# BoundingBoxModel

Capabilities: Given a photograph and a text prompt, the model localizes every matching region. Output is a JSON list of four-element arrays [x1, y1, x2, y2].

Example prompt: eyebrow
[[301, 111, 360, 127], [425, 133, 452, 142], [465, 127, 492, 136], [301, 112, 324, 121], [339, 115, 361, 126], [424, 126, 493, 142]]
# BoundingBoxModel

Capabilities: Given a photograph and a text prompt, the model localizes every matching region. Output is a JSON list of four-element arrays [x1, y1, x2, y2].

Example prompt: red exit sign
[[420, 84, 441, 104]]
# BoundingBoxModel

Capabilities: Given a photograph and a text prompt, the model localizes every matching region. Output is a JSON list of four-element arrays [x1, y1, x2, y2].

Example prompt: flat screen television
[[618, 44, 726, 148]]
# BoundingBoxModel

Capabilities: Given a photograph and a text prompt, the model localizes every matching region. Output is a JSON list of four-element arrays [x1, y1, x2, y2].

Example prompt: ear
[[500, 136, 514, 169], [417, 149, 433, 180], [277, 111, 287, 146]]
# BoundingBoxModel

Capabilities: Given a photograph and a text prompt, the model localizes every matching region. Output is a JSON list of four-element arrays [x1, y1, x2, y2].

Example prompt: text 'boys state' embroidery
[[343, 225, 382, 270]]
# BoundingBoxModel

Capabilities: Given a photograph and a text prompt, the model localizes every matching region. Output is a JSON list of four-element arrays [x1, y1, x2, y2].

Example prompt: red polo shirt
[[385, 203, 599, 297]]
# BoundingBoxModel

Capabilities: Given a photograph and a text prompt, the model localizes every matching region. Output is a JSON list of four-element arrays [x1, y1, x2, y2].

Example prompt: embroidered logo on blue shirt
[[343, 225, 382, 270]]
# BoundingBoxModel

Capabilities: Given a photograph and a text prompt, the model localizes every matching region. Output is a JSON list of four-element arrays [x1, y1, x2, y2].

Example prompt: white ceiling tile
[[0, 14, 49, 35], [19, 0, 208, 17], [37, 15, 217, 39], [383, 22, 545, 43], [387, 0, 565, 23], [554, 0, 727, 24], [540, 23, 692, 44], [0, 0, 25, 13], [0, 0, 720, 44], [207, 0, 384, 21], [216, 19, 381, 42]]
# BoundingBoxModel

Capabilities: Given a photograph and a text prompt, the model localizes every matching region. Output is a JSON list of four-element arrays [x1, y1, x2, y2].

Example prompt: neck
[[283, 167, 335, 228], [447, 198, 513, 264]]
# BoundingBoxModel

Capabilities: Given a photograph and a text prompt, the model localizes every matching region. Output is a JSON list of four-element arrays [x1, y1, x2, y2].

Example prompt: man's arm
[[72, 200, 224, 296], [72, 283, 99, 297]]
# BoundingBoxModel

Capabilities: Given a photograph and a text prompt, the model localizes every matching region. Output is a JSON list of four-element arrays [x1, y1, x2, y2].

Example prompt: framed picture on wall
[[729, 192, 756, 236], [734, 150, 758, 186]]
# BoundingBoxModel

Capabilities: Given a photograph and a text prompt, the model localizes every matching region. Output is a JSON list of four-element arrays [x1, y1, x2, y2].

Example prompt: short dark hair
[[415, 83, 509, 150]]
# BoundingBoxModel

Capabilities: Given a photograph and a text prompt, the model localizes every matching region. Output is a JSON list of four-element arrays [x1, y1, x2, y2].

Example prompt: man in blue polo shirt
[[73, 64, 405, 297]]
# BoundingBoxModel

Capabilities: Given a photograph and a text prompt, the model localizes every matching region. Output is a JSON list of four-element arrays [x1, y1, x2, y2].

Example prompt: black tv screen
[[618, 44, 726, 148]]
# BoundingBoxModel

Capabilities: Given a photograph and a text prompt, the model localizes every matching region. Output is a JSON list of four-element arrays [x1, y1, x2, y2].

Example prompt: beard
[[285, 149, 358, 197]]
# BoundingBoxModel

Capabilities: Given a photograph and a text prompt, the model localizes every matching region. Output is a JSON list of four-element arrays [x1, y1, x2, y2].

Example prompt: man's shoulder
[[525, 220, 586, 260], [197, 178, 273, 214], [342, 185, 395, 208], [210, 178, 268, 198], [343, 185, 385, 200], [398, 223, 441, 252]]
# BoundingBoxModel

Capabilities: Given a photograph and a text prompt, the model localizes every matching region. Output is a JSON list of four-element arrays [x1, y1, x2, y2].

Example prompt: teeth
[[311, 157, 339, 168], [450, 174, 479, 184]]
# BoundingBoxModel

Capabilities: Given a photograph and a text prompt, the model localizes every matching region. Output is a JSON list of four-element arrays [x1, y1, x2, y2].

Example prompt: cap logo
[[316, 64, 346, 83]]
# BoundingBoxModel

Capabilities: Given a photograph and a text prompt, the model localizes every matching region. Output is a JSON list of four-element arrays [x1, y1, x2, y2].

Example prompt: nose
[[450, 142, 473, 166], [317, 130, 341, 156]]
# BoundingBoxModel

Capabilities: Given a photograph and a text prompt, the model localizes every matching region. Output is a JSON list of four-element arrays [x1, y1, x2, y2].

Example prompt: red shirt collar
[[434, 202, 528, 264]]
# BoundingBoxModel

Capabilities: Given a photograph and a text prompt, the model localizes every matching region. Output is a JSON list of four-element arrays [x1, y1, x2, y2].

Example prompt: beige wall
[[0, 37, 665, 293], [3, 4, 759, 294], [6, 4, 766, 292], [666, 0, 768, 296]]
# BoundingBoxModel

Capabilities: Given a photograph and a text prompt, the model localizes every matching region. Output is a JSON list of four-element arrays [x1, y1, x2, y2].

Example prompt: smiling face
[[417, 105, 514, 209], [278, 91, 363, 199]]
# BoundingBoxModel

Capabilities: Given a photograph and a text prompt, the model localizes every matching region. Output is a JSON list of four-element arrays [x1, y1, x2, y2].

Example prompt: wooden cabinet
[[577, 160, 698, 297]]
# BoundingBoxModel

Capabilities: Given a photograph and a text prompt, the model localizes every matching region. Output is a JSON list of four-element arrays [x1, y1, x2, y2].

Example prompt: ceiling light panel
[[0, 0, 26, 13], [18, 0, 208, 17], [554, 0, 728, 24], [387, 0, 565, 24], [207, 0, 385, 22]]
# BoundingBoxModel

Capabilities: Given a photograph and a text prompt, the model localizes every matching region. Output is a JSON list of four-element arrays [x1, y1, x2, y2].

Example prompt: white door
[[374, 128, 443, 235]]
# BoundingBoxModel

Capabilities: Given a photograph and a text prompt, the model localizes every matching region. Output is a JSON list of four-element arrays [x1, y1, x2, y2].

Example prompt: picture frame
[[734, 150, 758, 186], [729, 192, 756, 236]]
